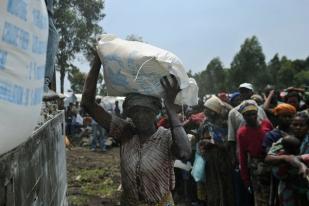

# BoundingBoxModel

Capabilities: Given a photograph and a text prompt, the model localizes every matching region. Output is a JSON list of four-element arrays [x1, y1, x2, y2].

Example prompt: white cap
[[239, 83, 254, 91]]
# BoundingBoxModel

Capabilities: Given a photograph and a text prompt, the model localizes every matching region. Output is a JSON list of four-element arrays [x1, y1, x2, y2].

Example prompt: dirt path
[[66, 146, 121, 206], [66, 146, 189, 206]]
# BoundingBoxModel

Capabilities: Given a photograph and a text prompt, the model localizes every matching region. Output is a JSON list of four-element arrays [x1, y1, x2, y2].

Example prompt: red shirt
[[189, 112, 206, 124], [157, 117, 170, 128], [237, 120, 273, 187]]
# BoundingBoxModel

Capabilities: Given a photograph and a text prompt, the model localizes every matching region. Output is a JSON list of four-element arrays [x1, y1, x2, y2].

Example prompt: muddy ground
[[66, 146, 122, 206], [66, 145, 189, 206]]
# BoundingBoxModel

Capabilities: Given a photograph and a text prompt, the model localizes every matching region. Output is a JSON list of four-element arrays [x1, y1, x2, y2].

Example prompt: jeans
[[91, 124, 106, 151], [44, 0, 59, 92]]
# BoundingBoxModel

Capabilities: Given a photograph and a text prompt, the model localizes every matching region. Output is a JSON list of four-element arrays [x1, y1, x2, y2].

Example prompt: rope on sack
[[134, 57, 155, 81]]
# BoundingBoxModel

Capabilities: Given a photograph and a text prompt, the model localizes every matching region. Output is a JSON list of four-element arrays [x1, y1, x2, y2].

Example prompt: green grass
[[68, 167, 120, 205]]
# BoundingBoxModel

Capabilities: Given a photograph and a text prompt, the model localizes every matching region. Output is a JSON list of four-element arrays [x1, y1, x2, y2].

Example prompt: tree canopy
[[126, 34, 144, 42], [193, 36, 309, 97], [54, 0, 105, 93]]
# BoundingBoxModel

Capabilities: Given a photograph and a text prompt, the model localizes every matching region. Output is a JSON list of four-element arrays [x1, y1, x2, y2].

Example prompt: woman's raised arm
[[81, 53, 112, 130]]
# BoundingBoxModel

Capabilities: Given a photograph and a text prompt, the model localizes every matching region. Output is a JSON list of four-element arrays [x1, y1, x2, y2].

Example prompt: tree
[[292, 59, 306, 73], [230, 36, 269, 90], [294, 70, 309, 86], [267, 54, 281, 86], [67, 66, 86, 93], [192, 58, 226, 97], [54, 0, 105, 93], [205, 58, 226, 93], [68, 66, 104, 94], [277, 56, 295, 88], [193, 69, 208, 98], [126, 34, 144, 42], [191, 36, 309, 93]]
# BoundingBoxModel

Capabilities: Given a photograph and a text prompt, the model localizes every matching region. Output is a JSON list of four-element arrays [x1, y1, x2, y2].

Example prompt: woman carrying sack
[[82, 52, 191, 206]]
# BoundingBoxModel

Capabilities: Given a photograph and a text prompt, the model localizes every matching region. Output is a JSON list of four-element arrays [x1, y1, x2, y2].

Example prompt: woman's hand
[[284, 155, 309, 177], [298, 162, 309, 178], [160, 74, 181, 107], [284, 155, 300, 166], [160, 74, 191, 160]]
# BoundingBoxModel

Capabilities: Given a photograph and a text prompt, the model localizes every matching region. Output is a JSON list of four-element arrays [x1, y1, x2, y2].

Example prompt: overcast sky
[[58, 0, 309, 92]]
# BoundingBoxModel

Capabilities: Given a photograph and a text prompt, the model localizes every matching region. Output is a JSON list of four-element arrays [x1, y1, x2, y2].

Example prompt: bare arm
[[160, 75, 192, 161], [265, 154, 309, 178], [263, 90, 274, 110], [265, 154, 291, 165], [81, 53, 112, 130]]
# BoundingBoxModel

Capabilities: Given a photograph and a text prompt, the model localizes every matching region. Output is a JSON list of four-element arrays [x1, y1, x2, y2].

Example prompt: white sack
[[0, 0, 49, 155], [96, 34, 198, 106]]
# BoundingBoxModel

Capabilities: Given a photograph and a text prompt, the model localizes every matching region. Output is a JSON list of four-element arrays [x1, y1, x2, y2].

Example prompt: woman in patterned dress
[[82, 53, 191, 206]]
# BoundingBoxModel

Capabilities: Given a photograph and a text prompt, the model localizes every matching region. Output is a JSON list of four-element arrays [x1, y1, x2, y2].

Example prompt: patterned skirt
[[249, 157, 271, 206]]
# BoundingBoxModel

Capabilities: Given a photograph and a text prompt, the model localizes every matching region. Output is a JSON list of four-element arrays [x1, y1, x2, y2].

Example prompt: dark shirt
[[263, 128, 286, 153]]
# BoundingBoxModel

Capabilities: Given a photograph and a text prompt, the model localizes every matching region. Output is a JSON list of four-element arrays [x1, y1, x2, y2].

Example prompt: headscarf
[[238, 102, 258, 114], [251, 94, 264, 105], [123, 93, 162, 116], [273, 103, 296, 116], [204, 95, 224, 114]]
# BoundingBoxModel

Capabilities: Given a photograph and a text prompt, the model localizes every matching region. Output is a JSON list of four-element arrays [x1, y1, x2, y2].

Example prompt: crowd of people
[[64, 98, 122, 152], [3, 1, 306, 205], [63, 75, 309, 206], [169, 84, 309, 206], [76, 52, 309, 206]]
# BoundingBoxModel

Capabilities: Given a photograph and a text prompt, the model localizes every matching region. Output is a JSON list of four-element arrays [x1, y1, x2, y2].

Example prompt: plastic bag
[[96, 34, 198, 106], [191, 152, 206, 182], [0, 0, 48, 155]]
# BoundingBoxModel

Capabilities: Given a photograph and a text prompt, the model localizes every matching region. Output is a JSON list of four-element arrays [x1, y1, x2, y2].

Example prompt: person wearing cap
[[239, 83, 254, 101], [82, 53, 191, 206], [227, 84, 268, 206], [196, 95, 235, 206], [237, 102, 273, 206], [228, 83, 267, 143]]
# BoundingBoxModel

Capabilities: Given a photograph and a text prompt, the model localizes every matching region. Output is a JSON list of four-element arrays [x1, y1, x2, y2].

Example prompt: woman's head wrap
[[204, 95, 224, 114], [273, 103, 296, 116], [238, 102, 258, 114], [251, 94, 264, 105], [123, 93, 162, 116]]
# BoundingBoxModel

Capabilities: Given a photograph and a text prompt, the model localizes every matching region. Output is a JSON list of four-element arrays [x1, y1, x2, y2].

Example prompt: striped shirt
[[110, 116, 175, 205]]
